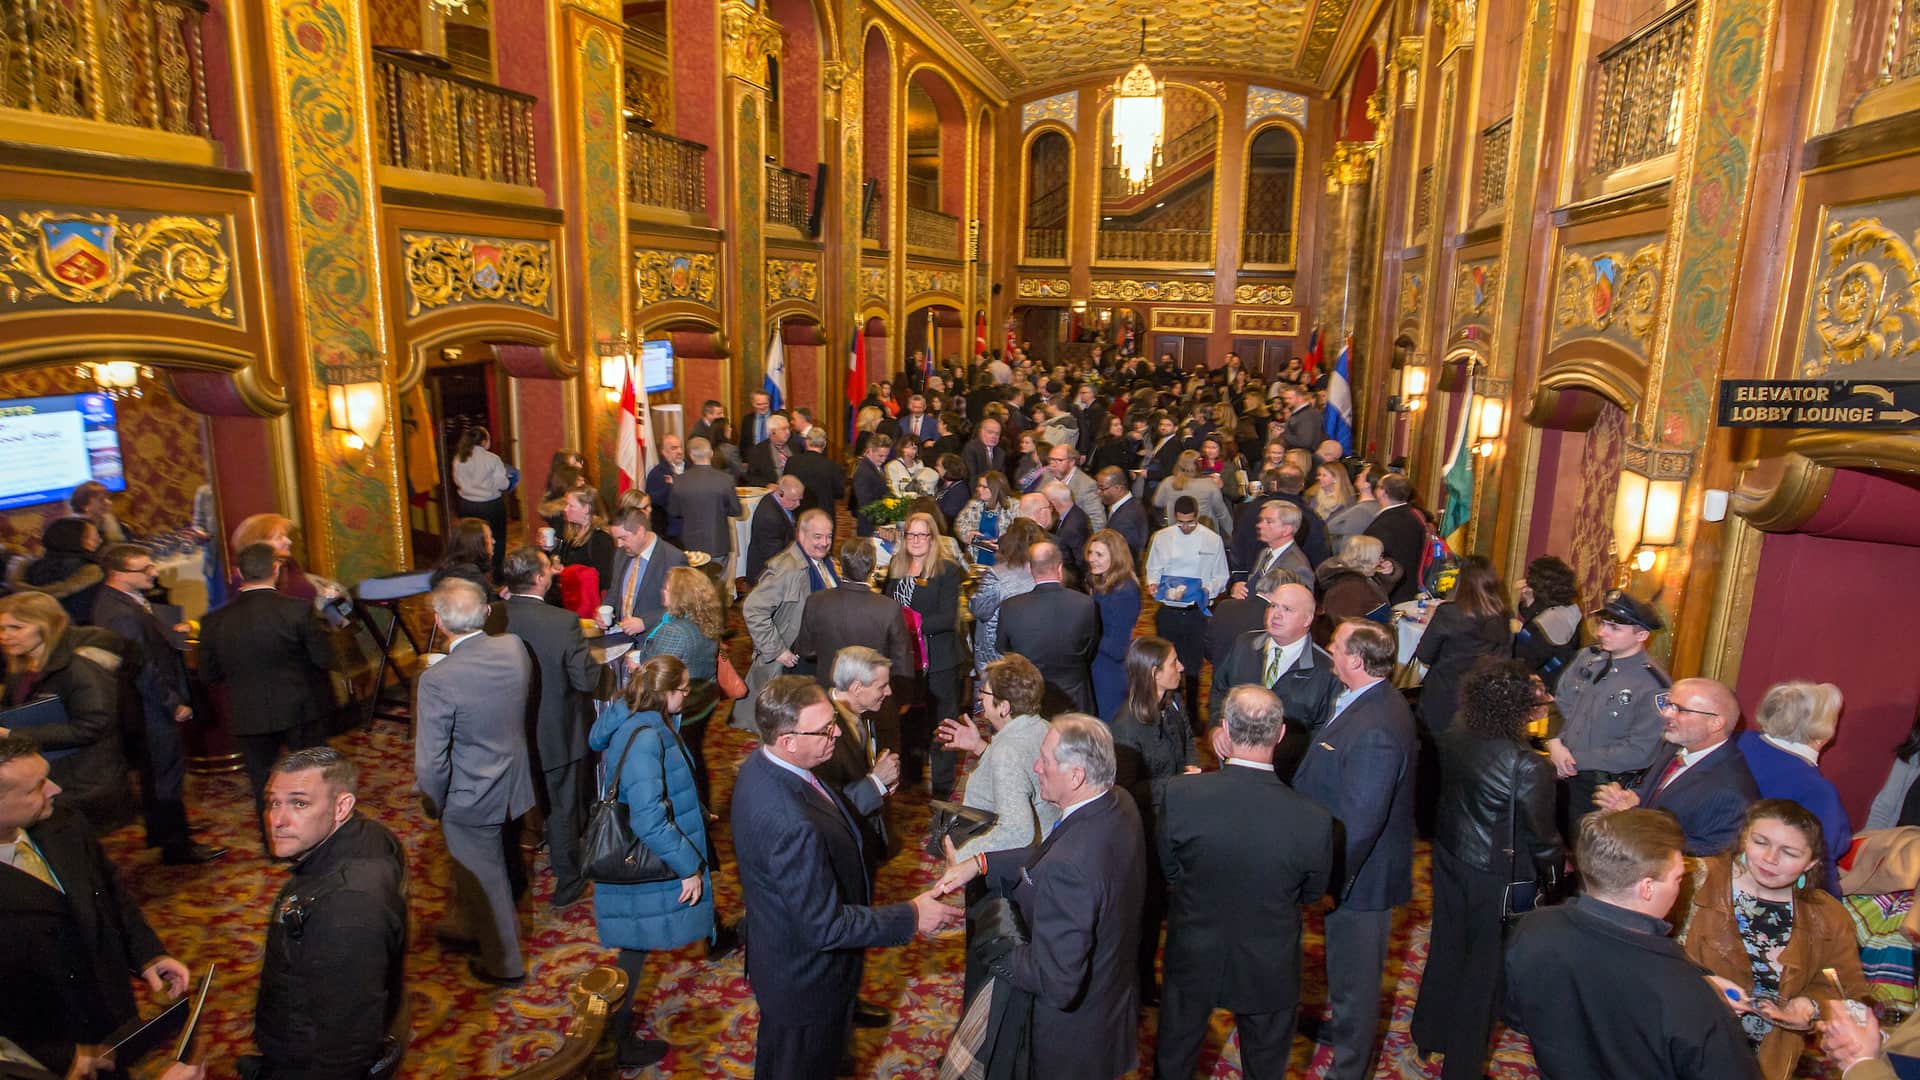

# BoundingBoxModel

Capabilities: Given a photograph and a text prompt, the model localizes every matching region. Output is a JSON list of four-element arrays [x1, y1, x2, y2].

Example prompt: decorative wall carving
[[1231, 310, 1300, 336], [1324, 140, 1376, 189], [1232, 283, 1294, 306], [1017, 277, 1072, 300], [1399, 268, 1426, 328], [633, 249, 718, 307], [1152, 308, 1215, 333], [1245, 86, 1308, 129], [1550, 239, 1663, 352], [765, 257, 819, 303], [720, 0, 782, 83], [1801, 203, 1920, 377], [1022, 91, 1077, 131], [0, 207, 237, 323], [1452, 259, 1499, 329], [1090, 279, 1217, 303], [400, 232, 553, 318], [905, 267, 963, 299], [860, 265, 888, 305]]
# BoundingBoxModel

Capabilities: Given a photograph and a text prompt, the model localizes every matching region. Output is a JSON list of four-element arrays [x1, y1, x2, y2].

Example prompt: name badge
[[1319, 741, 1336, 752]]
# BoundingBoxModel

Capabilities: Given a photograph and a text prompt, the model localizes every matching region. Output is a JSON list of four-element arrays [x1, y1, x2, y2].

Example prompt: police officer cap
[[1591, 589, 1663, 632]]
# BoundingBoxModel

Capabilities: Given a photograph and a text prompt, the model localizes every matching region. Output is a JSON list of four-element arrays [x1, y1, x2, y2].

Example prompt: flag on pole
[[846, 322, 866, 403], [1325, 337, 1355, 455], [616, 362, 640, 494], [764, 326, 787, 412], [975, 311, 988, 357], [1302, 327, 1324, 381], [1439, 370, 1477, 552]]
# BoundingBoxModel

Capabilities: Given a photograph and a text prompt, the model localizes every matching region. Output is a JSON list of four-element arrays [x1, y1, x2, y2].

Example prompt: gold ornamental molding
[[633, 248, 718, 308], [1803, 209, 1920, 377], [1021, 91, 1077, 132], [765, 258, 819, 303], [721, 0, 783, 85], [1323, 140, 1377, 190], [400, 232, 553, 319], [905, 267, 964, 301], [860, 265, 888, 306], [1016, 277, 1071, 300], [1452, 259, 1499, 330], [1232, 283, 1295, 306], [1230, 310, 1300, 336], [1151, 307, 1216, 333], [1551, 241, 1663, 352], [0, 207, 237, 324], [1090, 279, 1218, 303], [1732, 431, 1920, 532]]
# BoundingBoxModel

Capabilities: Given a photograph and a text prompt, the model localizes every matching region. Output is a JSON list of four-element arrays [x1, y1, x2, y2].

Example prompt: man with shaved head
[[1594, 676, 1760, 855], [1207, 581, 1338, 777]]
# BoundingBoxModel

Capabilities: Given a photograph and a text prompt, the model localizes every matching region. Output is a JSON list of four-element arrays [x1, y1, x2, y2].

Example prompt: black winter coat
[[1434, 727, 1561, 880], [9, 628, 128, 833]]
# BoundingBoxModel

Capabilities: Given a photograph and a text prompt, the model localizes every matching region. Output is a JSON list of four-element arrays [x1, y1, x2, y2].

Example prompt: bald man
[[1594, 677, 1759, 856]]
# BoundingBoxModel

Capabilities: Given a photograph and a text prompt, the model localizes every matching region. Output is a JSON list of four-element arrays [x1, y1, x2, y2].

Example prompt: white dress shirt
[[1143, 524, 1229, 603]]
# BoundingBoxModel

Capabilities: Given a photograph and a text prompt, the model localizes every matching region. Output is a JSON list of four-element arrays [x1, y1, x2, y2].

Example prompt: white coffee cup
[[538, 527, 556, 549], [596, 605, 615, 627]]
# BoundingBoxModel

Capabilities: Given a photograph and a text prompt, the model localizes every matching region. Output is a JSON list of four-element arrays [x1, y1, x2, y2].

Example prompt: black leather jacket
[[1434, 727, 1562, 885]]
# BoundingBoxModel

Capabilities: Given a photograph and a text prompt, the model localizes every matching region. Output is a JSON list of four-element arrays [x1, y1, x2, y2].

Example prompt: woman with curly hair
[[1512, 554, 1583, 691], [1410, 657, 1562, 1080]]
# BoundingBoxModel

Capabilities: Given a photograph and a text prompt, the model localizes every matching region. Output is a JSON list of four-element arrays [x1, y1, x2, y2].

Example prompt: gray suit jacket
[[736, 545, 818, 729], [669, 464, 742, 557], [415, 632, 536, 826], [1064, 467, 1107, 530], [502, 595, 597, 770]]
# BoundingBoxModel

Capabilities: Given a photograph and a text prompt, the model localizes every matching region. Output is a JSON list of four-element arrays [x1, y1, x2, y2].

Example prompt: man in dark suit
[[740, 390, 775, 450], [1231, 501, 1313, 595], [731, 676, 956, 1079], [0, 735, 194, 1078], [745, 413, 795, 485], [1292, 619, 1416, 1080], [1042, 480, 1091, 586], [669, 437, 742, 561], [198, 542, 337, 855], [1097, 466, 1150, 562], [644, 433, 684, 539], [894, 394, 938, 450], [1143, 412, 1185, 501], [688, 399, 724, 447], [1205, 563, 1301, 675], [933, 715, 1146, 1080], [1158, 687, 1335, 1080], [785, 428, 845, 518], [849, 435, 892, 538], [995, 541, 1099, 715], [746, 477, 803, 582], [961, 417, 1008, 482], [1364, 474, 1427, 604], [91, 545, 224, 864], [1281, 386, 1324, 451], [415, 579, 536, 985], [794, 542, 914, 697], [1594, 676, 1760, 856], [1208, 583, 1339, 777], [500, 547, 599, 906], [1070, 383, 1105, 457], [820, 645, 902, 884], [607, 503, 688, 633], [1231, 468, 1330, 571]]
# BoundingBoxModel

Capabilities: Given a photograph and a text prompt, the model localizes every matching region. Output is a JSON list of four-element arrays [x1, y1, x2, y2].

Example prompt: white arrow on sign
[[1857, 384, 1896, 404], [1881, 409, 1919, 423]]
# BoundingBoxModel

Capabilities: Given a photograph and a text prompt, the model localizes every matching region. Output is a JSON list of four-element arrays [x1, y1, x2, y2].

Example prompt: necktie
[[1252, 548, 1275, 582], [802, 769, 835, 807], [9, 836, 58, 891], [1653, 754, 1685, 796], [1264, 643, 1283, 687], [623, 553, 647, 617]]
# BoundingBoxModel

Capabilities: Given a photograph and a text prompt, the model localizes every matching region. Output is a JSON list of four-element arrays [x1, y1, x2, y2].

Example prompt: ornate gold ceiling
[[907, 0, 1359, 91]]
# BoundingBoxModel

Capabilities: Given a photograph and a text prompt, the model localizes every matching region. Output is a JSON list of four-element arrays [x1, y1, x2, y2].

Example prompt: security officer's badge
[[1618, 688, 1633, 707]]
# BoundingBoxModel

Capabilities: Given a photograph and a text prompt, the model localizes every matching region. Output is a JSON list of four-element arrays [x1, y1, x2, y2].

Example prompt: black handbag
[[1499, 755, 1541, 929], [582, 724, 690, 885]]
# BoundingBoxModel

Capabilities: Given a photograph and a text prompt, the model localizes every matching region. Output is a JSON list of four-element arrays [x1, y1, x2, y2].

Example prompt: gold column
[[720, 0, 781, 418], [1318, 140, 1377, 349]]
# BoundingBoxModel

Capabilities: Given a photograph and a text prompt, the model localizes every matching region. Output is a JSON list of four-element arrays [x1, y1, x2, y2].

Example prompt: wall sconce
[[1398, 363, 1428, 411], [1070, 298, 1089, 314], [327, 379, 388, 451], [1612, 438, 1692, 576], [597, 335, 633, 403], [1472, 379, 1509, 456], [76, 361, 151, 400]]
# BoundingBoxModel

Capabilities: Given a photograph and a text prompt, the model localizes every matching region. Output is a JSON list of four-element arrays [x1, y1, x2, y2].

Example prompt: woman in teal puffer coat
[[588, 654, 715, 1069]]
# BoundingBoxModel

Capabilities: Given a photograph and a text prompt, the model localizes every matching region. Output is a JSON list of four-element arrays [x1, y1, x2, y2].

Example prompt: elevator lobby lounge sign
[[1717, 380, 1920, 429]]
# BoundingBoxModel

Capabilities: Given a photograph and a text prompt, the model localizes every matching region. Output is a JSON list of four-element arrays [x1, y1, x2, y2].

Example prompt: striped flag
[[764, 326, 787, 411], [1325, 337, 1355, 455], [1439, 368, 1477, 552], [1302, 327, 1323, 381]]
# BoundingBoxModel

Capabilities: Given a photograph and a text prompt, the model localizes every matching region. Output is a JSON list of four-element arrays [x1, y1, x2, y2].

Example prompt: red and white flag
[[616, 362, 640, 493]]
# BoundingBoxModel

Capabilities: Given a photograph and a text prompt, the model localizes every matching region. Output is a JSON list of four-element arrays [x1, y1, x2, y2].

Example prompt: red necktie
[[1653, 754, 1685, 795]]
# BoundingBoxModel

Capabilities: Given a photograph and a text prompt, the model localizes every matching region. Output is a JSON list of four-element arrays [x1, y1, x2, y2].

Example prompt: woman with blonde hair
[[884, 510, 965, 798], [639, 565, 725, 810], [1310, 460, 1358, 519], [1151, 449, 1233, 535], [851, 405, 886, 457], [1738, 681, 1851, 891], [1085, 529, 1141, 720], [1312, 533, 1398, 646], [0, 590, 127, 831], [228, 513, 318, 599]]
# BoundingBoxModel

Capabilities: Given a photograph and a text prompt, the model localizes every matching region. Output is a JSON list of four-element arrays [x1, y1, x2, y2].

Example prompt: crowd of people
[[2, 347, 1918, 1080]]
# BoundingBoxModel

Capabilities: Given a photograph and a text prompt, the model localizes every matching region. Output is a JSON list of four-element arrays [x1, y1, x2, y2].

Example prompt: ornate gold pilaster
[[722, 0, 783, 84], [1318, 140, 1379, 368], [721, 0, 777, 417]]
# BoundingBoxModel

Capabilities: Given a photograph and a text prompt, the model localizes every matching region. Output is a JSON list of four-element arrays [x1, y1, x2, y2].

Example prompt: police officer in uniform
[[1545, 590, 1669, 842]]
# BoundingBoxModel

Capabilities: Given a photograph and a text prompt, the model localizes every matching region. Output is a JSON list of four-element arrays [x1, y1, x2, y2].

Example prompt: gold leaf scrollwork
[[0, 210, 235, 320], [1552, 243, 1663, 346], [1090, 279, 1218, 303], [633, 249, 718, 308], [1809, 217, 1920, 376], [1232, 283, 1295, 306], [906, 268, 962, 298], [1016, 278, 1072, 299], [766, 258, 819, 303], [860, 266, 888, 304], [401, 233, 553, 319]]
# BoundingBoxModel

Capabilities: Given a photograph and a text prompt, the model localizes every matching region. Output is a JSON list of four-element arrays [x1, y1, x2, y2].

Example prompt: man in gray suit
[[415, 579, 536, 986], [669, 437, 742, 561], [607, 503, 688, 634], [500, 547, 599, 907], [738, 508, 837, 732], [1043, 442, 1107, 530]]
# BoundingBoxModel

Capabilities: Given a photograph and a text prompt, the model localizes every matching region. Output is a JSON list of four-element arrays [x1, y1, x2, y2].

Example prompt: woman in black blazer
[[1414, 555, 1514, 734], [884, 511, 965, 799]]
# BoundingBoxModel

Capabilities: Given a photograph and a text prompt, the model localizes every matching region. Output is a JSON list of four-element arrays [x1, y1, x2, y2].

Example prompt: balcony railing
[[766, 164, 811, 231], [862, 186, 884, 242], [906, 205, 960, 251], [0, 0, 211, 136], [1242, 230, 1293, 265], [1025, 227, 1066, 260], [626, 123, 705, 214], [375, 49, 537, 187], [1587, 1, 1696, 177], [1097, 228, 1212, 263], [1475, 116, 1512, 218], [1413, 165, 1434, 238]]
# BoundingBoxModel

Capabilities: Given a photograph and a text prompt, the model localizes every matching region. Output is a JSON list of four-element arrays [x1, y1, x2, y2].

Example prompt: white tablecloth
[[1393, 600, 1430, 687], [155, 551, 208, 622], [730, 486, 769, 584]]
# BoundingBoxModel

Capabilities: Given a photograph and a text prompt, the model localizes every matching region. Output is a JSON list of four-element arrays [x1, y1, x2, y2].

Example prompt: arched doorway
[[1521, 344, 1648, 607], [903, 304, 961, 371]]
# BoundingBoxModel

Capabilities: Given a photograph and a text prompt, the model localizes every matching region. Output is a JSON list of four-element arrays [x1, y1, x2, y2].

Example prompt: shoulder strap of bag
[[605, 726, 646, 801]]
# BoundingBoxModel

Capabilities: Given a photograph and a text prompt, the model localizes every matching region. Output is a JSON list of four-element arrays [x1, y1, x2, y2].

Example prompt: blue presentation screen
[[642, 339, 675, 394], [0, 393, 127, 510]]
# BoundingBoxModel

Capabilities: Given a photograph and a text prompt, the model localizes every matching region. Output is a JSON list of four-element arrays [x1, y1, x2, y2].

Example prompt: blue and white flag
[[1325, 336, 1355, 455], [764, 326, 786, 411]]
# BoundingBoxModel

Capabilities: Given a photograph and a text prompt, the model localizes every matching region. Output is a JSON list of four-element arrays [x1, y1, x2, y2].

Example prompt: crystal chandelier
[[1111, 18, 1164, 195]]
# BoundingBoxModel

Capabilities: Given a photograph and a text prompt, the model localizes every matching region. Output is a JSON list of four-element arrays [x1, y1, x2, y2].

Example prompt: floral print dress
[[1733, 886, 1795, 1047]]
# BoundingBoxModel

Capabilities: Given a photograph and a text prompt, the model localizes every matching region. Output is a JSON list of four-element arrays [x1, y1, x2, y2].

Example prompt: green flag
[[1439, 376, 1476, 551]]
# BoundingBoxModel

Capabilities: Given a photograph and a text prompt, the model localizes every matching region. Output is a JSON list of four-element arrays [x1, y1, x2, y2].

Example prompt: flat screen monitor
[[0, 393, 126, 511], [641, 339, 675, 395]]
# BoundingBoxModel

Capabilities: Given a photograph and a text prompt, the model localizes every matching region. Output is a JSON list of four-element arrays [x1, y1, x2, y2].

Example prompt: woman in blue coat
[[588, 654, 715, 1069], [1084, 529, 1142, 721]]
